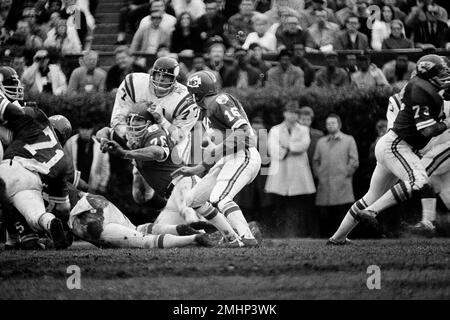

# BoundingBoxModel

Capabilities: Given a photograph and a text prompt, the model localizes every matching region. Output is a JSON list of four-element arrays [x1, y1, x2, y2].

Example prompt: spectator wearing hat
[[351, 54, 390, 89], [333, 14, 369, 50], [222, 47, 263, 88], [292, 43, 316, 87], [242, 12, 277, 52], [307, 9, 340, 52], [247, 43, 272, 84], [382, 55, 416, 89], [265, 100, 316, 237], [267, 49, 304, 88], [105, 46, 146, 93], [21, 49, 67, 97], [196, 0, 228, 49], [313, 113, 359, 237], [68, 50, 106, 93], [314, 51, 349, 87], [225, 0, 256, 48], [275, 14, 317, 51], [381, 19, 414, 50]]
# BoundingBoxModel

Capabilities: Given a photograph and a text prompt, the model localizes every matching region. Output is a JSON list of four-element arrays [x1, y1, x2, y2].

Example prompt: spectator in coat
[[266, 49, 305, 88], [314, 51, 349, 87], [307, 9, 340, 52], [21, 49, 67, 97], [105, 45, 146, 93], [242, 12, 277, 52], [292, 43, 316, 87], [298, 106, 324, 169], [351, 53, 390, 89], [206, 41, 235, 85], [275, 14, 317, 51], [247, 43, 272, 84], [170, 11, 203, 55], [44, 18, 82, 55], [382, 55, 416, 89], [222, 46, 263, 88], [68, 50, 106, 93], [412, 5, 450, 49], [371, 4, 397, 50], [405, 0, 448, 31], [313, 113, 359, 237], [134, 0, 176, 36], [333, 14, 369, 50], [196, 0, 228, 49], [225, 0, 255, 48], [130, 9, 172, 54], [265, 101, 316, 237], [381, 19, 414, 50], [64, 121, 110, 194], [302, 0, 338, 27]]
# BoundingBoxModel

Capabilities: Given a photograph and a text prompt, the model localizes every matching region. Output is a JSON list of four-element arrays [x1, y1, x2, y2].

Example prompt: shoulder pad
[[147, 124, 160, 133], [216, 94, 229, 104]]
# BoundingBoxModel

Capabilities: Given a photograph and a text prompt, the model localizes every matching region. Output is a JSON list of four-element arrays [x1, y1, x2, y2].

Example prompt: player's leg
[[132, 166, 167, 212], [187, 166, 242, 244], [330, 162, 398, 243], [0, 161, 69, 249], [210, 148, 262, 244], [361, 134, 433, 225]]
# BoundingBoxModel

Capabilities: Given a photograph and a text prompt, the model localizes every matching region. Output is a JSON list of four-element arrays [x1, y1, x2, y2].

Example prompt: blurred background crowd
[[1, 0, 450, 239]]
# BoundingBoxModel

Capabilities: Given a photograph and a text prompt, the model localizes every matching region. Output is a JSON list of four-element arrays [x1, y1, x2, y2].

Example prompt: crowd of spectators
[[2, 0, 450, 237]]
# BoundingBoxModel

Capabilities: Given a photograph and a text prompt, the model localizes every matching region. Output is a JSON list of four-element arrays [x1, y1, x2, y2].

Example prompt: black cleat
[[49, 218, 69, 250], [20, 233, 45, 250], [326, 238, 353, 246], [407, 221, 436, 238], [357, 209, 381, 232], [176, 224, 201, 236], [194, 233, 215, 247]]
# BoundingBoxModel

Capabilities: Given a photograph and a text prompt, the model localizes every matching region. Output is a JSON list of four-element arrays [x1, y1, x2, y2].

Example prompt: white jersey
[[111, 73, 199, 163]]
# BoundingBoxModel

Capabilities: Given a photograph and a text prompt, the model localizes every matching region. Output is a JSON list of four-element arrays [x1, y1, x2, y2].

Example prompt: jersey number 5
[[24, 126, 64, 172]]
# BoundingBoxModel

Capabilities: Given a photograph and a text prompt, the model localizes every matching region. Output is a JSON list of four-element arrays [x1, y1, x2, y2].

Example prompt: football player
[[69, 190, 213, 249], [0, 66, 72, 249], [329, 55, 450, 244], [99, 107, 243, 245], [110, 56, 200, 211], [172, 71, 262, 247]]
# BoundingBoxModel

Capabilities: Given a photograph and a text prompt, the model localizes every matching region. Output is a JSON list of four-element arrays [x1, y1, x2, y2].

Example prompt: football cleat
[[241, 237, 259, 247], [194, 233, 215, 247], [326, 238, 353, 246], [219, 237, 245, 248], [49, 218, 70, 250], [176, 224, 201, 236], [248, 221, 263, 243], [357, 209, 381, 232], [20, 233, 45, 250], [407, 221, 436, 238]]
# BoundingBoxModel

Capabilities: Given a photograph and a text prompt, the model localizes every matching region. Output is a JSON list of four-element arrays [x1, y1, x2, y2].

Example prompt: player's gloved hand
[[147, 102, 164, 123], [171, 165, 206, 178], [96, 127, 112, 152], [104, 140, 127, 158]]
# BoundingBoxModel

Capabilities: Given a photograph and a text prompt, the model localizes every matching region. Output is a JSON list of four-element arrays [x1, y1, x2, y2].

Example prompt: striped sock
[[367, 181, 412, 214], [221, 201, 254, 239], [332, 198, 368, 241], [195, 203, 240, 242]]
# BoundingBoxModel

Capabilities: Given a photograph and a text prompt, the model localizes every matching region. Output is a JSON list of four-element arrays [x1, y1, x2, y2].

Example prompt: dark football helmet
[[125, 108, 155, 142], [186, 71, 218, 104], [416, 54, 450, 90], [0, 66, 24, 101], [150, 57, 179, 96], [49, 115, 72, 144]]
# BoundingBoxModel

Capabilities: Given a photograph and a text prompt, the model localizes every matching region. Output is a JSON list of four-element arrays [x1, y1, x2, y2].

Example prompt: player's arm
[[110, 74, 136, 139], [149, 93, 199, 144], [0, 98, 25, 123], [414, 104, 450, 138]]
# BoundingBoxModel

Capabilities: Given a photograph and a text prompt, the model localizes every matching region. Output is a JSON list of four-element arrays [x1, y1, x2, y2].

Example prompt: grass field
[[1, 238, 450, 300]]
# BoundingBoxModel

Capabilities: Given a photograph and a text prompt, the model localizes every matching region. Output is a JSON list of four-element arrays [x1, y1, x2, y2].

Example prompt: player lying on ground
[[69, 190, 213, 249], [172, 71, 262, 247], [97, 109, 246, 246], [329, 55, 450, 244], [0, 67, 72, 249]]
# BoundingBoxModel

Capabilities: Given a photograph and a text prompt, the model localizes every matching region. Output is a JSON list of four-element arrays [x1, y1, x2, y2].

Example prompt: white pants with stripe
[[187, 147, 261, 210]]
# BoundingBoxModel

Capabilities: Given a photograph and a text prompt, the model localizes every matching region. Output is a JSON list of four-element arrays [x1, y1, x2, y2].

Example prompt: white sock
[[157, 234, 197, 248], [150, 224, 179, 235], [222, 201, 254, 239], [421, 198, 436, 223], [195, 203, 240, 242], [331, 213, 358, 241], [38, 212, 56, 232]]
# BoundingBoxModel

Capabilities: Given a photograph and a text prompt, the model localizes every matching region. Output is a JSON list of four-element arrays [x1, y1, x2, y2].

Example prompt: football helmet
[[49, 115, 72, 144], [0, 66, 24, 101], [125, 108, 155, 142], [186, 71, 218, 104], [416, 54, 450, 90], [150, 57, 179, 96]]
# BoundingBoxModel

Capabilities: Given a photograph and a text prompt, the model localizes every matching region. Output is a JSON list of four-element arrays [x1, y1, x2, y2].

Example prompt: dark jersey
[[392, 76, 444, 150], [132, 125, 181, 195], [2, 105, 70, 199], [203, 93, 256, 150]]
